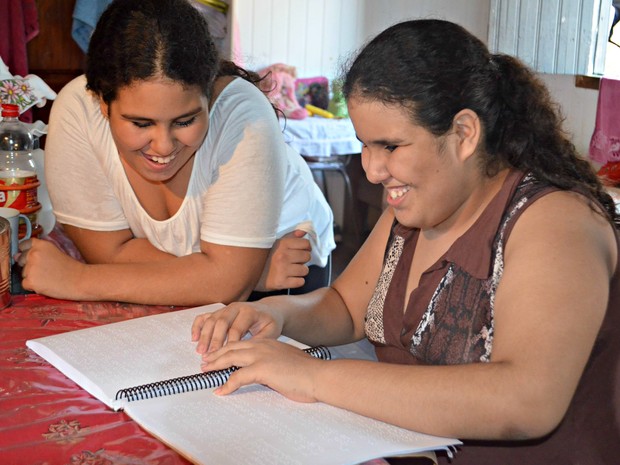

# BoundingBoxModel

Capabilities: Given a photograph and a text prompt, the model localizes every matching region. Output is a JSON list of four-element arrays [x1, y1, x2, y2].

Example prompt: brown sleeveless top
[[365, 170, 620, 464]]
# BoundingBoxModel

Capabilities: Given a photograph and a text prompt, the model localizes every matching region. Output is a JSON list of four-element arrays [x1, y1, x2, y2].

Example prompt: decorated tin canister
[[0, 217, 12, 309]]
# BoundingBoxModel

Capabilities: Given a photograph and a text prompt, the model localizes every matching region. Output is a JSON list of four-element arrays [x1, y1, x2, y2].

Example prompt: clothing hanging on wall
[[71, 0, 232, 58], [71, 0, 113, 53], [0, 0, 38, 78], [0, 0, 39, 122], [589, 77, 620, 166]]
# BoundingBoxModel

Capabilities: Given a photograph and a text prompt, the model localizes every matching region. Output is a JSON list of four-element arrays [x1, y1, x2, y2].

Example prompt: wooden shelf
[[575, 75, 600, 90]]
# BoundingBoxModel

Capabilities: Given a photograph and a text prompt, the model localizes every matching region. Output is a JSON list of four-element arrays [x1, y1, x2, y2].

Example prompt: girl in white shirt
[[17, 0, 335, 306]]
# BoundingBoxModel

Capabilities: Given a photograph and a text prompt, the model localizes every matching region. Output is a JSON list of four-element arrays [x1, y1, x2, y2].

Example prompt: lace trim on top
[[365, 173, 544, 364], [365, 235, 405, 344]]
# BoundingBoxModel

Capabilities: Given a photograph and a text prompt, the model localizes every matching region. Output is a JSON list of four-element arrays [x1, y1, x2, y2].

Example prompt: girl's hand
[[191, 301, 283, 354], [17, 238, 85, 300], [201, 339, 324, 403], [255, 230, 311, 291]]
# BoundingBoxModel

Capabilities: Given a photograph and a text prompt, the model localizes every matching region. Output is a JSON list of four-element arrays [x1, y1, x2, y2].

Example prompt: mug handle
[[18, 214, 32, 242]]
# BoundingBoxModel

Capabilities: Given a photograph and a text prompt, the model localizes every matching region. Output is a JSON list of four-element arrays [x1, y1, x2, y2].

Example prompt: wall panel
[[232, 0, 363, 78], [489, 0, 609, 75]]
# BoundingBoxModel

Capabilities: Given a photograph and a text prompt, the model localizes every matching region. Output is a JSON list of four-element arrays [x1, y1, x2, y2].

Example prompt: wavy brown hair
[[343, 19, 618, 226], [86, 0, 264, 106]]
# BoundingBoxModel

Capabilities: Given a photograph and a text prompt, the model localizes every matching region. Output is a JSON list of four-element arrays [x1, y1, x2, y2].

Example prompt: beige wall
[[233, 0, 598, 156], [233, 0, 601, 229], [359, 0, 597, 156], [361, 0, 490, 43], [539, 75, 598, 158]]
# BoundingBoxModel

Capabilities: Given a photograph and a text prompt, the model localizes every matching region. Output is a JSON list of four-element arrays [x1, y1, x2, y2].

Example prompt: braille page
[[27, 302, 461, 463], [26, 303, 224, 410], [125, 385, 459, 465]]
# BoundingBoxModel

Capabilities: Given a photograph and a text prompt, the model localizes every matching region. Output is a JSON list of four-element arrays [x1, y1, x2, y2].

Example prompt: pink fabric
[[0, 0, 39, 123], [589, 77, 620, 165], [258, 63, 307, 120], [0, 0, 39, 78], [232, 16, 243, 68]]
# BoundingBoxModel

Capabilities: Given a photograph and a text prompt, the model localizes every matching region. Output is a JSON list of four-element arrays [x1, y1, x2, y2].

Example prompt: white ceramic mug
[[0, 207, 32, 262]]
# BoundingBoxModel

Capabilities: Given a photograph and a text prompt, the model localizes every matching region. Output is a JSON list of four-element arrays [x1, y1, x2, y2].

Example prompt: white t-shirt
[[45, 75, 335, 266]]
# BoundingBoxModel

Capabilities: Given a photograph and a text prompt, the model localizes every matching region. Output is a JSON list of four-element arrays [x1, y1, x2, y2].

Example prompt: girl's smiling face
[[100, 77, 209, 184], [347, 96, 482, 232]]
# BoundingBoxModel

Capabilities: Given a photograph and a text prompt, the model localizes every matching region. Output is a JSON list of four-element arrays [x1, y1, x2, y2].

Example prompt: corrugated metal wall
[[488, 0, 610, 75]]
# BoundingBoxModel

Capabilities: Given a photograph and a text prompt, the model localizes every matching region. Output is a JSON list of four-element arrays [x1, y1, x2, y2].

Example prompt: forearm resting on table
[[59, 225, 268, 304], [69, 252, 266, 306], [311, 357, 572, 441], [100, 237, 173, 263], [64, 225, 173, 264]]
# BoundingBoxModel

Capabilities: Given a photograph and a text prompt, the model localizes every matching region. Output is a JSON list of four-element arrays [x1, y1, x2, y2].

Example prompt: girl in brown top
[[191, 19, 620, 464]]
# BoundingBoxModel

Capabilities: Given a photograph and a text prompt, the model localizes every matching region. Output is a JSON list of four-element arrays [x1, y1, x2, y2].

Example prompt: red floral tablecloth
[[0, 294, 192, 465], [0, 227, 398, 465]]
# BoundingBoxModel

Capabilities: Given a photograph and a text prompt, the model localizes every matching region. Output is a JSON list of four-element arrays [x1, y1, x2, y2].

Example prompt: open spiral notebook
[[26, 303, 460, 465]]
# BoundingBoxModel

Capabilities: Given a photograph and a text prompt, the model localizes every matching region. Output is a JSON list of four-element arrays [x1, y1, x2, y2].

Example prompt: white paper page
[[26, 302, 461, 463], [26, 303, 225, 410], [125, 385, 459, 465]]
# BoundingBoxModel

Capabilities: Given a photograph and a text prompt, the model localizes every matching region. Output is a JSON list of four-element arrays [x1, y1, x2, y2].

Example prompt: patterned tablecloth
[[0, 227, 394, 465], [0, 293, 401, 465], [0, 293, 192, 465]]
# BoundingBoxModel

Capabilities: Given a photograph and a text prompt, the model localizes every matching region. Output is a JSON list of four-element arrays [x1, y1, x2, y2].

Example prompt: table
[[0, 224, 185, 463], [280, 117, 363, 244], [1, 292, 443, 465], [0, 228, 386, 464], [1, 294, 192, 464], [279, 116, 361, 158], [0, 299, 383, 465]]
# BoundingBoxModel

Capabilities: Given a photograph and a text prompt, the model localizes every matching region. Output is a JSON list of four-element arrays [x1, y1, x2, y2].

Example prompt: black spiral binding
[[114, 345, 331, 403]]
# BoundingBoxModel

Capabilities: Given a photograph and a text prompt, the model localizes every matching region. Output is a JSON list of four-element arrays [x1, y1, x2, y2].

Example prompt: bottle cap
[[1, 104, 20, 118]]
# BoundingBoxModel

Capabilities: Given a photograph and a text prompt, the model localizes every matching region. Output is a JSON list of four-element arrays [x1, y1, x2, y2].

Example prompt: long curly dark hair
[[343, 19, 618, 226], [86, 0, 262, 105]]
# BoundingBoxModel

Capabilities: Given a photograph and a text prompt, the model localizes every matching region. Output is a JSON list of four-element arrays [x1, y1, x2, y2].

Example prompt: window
[[488, 0, 612, 76]]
